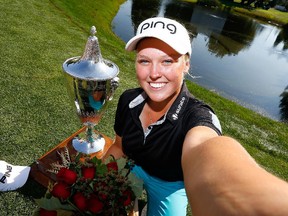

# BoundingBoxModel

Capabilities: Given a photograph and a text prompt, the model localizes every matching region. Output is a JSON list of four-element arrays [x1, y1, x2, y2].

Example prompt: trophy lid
[[62, 26, 119, 81]]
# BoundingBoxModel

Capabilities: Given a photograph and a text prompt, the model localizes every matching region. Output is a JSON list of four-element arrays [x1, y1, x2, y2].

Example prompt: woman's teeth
[[150, 83, 165, 88]]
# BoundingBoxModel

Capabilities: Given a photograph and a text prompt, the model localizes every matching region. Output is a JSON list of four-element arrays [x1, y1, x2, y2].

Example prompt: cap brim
[[125, 33, 190, 55], [125, 34, 152, 52]]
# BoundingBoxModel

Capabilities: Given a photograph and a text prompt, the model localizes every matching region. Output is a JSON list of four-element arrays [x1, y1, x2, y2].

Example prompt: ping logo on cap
[[125, 17, 192, 56], [140, 21, 177, 35], [0, 165, 12, 184]]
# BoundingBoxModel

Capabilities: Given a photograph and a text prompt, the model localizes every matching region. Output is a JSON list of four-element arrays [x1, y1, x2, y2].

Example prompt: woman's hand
[[101, 134, 124, 161]]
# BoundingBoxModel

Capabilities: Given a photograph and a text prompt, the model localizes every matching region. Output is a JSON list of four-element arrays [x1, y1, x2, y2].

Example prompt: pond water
[[112, 0, 288, 122]]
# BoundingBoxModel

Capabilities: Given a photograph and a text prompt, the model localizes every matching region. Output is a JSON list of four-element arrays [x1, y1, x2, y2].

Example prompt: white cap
[[125, 17, 192, 56], [0, 160, 30, 191]]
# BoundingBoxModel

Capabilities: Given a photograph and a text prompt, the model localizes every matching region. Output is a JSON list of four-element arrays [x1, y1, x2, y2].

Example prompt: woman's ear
[[184, 54, 190, 73]]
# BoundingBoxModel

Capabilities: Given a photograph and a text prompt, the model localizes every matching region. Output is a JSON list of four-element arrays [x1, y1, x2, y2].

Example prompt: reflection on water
[[112, 0, 288, 122]]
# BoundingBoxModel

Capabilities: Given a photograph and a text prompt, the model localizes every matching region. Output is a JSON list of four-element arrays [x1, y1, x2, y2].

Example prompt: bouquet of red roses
[[34, 148, 143, 216]]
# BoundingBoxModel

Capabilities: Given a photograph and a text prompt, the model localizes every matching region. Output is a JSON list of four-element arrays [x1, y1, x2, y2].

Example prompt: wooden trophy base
[[30, 127, 113, 188]]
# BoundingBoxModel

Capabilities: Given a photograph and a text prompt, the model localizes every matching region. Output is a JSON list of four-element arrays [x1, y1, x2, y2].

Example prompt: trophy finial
[[80, 26, 102, 62], [63, 25, 119, 81], [90, 26, 96, 36]]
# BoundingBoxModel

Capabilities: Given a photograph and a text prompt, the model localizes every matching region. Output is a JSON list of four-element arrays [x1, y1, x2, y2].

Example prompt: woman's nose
[[149, 64, 161, 79]]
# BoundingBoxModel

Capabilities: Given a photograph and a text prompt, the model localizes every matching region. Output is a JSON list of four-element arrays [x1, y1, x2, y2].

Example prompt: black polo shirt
[[114, 83, 222, 182]]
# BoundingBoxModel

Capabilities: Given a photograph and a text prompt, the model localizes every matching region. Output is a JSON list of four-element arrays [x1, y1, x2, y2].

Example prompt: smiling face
[[136, 37, 190, 106]]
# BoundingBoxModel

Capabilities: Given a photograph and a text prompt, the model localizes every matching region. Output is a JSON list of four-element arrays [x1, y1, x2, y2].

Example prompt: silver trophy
[[62, 26, 119, 154]]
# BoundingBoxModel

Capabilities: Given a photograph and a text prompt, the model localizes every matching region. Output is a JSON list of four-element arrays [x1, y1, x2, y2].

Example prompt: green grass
[[0, 0, 288, 215], [233, 7, 288, 25], [183, 0, 288, 25], [230, 0, 288, 25]]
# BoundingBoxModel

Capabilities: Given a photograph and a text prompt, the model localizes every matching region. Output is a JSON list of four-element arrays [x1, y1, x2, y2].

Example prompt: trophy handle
[[108, 76, 119, 101]]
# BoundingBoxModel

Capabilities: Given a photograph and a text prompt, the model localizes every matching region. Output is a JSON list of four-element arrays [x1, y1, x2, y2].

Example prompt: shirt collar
[[129, 91, 147, 109]]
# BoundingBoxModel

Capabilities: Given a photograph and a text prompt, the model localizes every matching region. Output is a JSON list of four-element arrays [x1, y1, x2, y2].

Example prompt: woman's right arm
[[182, 136, 288, 215], [102, 134, 124, 160]]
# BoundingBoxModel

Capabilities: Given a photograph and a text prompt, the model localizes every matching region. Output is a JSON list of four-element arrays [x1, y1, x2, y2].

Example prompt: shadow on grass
[[19, 177, 47, 199]]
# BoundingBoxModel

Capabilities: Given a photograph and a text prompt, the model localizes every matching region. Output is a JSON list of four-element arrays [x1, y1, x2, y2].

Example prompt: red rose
[[39, 208, 57, 216], [88, 195, 104, 214], [81, 166, 95, 180], [106, 161, 118, 172], [56, 167, 77, 185], [122, 190, 132, 206], [73, 192, 88, 211], [51, 182, 71, 200], [98, 190, 108, 201]]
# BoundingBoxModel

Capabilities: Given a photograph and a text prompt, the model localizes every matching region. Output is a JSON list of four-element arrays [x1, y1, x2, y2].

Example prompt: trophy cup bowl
[[62, 26, 119, 154]]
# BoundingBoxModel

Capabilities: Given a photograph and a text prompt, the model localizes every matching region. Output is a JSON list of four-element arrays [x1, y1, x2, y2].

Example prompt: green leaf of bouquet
[[117, 157, 127, 171], [56, 209, 76, 216], [91, 156, 99, 164], [128, 173, 143, 197], [96, 163, 108, 175], [35, 197, 75, 211]]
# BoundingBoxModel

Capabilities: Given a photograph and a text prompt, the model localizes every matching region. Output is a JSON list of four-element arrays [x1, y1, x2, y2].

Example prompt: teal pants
[[132, 165, 188, 216]]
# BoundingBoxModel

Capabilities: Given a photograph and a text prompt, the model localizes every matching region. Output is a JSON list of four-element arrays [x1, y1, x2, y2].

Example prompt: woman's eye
[[138, 59, 149, 65], [163, 59, 173, 65]]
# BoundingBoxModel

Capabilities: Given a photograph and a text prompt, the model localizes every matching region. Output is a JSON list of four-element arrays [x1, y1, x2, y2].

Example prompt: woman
[[104, 17, 222, 215]]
